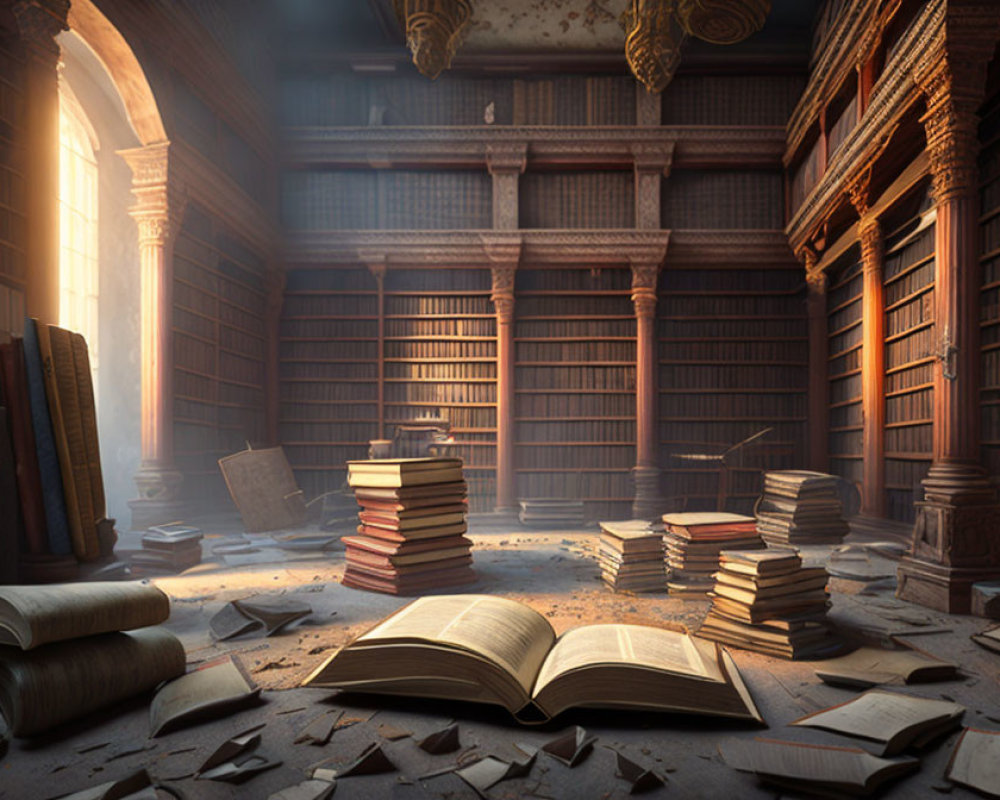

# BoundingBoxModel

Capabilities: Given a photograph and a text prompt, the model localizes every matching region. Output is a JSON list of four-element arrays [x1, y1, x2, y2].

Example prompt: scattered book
[[219, 446, 307, 533], [813, 645, 959, 688], [971, 625, 1000, 654], [790, 689, 966, 756], [755, 471, 850, 546], [209, 596, 312, 641], [150, 656, 261, 736], [662, 512, 764, 598], [518, 498, 585, 528], [343, 458, 474, 595], [697, 549, 838, 659], [130, 525, 204, 576], [303, 594, 763, 725], [598, 520, 665, 593], [945, 727, 1000, 799], [720, 736, 920, 797]]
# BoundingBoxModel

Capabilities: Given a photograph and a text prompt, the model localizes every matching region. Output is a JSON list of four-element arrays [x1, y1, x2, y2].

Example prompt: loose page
[[0, 582, 170, 650], [946, 728, 1000, 797], [532, 624, 715, 695], [356, 595, 555, 694]]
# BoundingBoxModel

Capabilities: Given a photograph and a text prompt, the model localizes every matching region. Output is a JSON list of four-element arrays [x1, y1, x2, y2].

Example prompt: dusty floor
[[1, 513, 999, 799]]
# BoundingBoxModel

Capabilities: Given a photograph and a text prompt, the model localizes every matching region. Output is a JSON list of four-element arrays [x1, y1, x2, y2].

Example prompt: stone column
[[858, 215, 886, 517], [631, 259, 662, 519], [118, 142, 186, 529], [632, 144, 673, 230], [263, 266, 285, 446], [897, 19, 1000, 611], [486, 144, 526, 231], [484, 237, 521, 514], [13, 0, 68, 324], [635, 88, 661, 127], [804, 251, 829, 473]]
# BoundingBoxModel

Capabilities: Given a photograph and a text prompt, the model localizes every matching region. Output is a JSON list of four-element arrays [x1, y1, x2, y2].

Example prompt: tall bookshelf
[[980, 88, 1000, 479], [658, 264, 808, 514], [514, 267, 636, 520], [826, 245, 864, 490], [0, 25, 25, 336], [383, 267, 497, 511], [882, 186, 936, 523], [172, 204, 268, 505]]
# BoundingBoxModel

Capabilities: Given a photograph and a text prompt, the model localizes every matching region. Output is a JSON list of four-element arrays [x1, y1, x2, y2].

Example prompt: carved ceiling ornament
[[393, 0, 472, 80], [624, 0, 684, 94], [675, 0, 770, 45], [12, 0, 69, 56]]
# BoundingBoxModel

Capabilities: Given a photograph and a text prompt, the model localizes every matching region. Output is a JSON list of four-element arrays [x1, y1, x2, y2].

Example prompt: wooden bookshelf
[[658, 264, 807, 515], [826, 245, 863, 490], [882, 186, 936, 524], [172, 205, 268, 505], [980, 91, 1000, 480], [514, 267, 635, 521], [0, 35, 25, 336]]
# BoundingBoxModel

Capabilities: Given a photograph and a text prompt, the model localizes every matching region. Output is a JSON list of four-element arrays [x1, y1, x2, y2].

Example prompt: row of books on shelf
[[885, 297, 934, 337], [885, 260, 934, 306], [281, 340, 380, 360], [886, 362, 933, 394], [385, 383, 497, 403], [886, 390, 934, 422], [662, 392, 806, 417], [281, 319, 379, 338], [658, 364, 806, 389], [885, 425, 933, 454], [663, 266, 804, 293], [386, 340, 496, 359], [517, 319, 636, 338], [516, 341, 636, 361], [518, 473, 632, 496], [385, 363, 497, 379], [176, 347, 264, 387], [384, 296, 493, 315], [659, 318, 807, 339], [280, 382, 378, 403], [517, 393, 636, 416], [281, 362, 379, 380], [514, 446, 634, 470], [662, 296, 803, 318], [385, 319, 496, 337], [515, 295, 634, 319], [0, 320, 113, 582], [516, 419, 636, 441], [515, 366, 636, 390], [517, 268, 632, 292]]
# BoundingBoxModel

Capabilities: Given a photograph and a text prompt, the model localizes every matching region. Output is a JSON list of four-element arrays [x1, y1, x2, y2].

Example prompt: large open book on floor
[[303, 594, 762, 724]]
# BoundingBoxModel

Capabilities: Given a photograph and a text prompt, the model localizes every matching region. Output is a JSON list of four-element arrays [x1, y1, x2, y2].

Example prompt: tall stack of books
[[697, 549, 837, 659], [662, 512, 764, 598], [343, 458, 475, 595], [598, 520, 665, 593], [129, 523, 203, 576], [755, 471, 850, 545]]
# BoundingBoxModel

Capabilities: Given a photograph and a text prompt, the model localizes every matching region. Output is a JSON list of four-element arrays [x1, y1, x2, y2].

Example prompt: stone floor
[[2, 513, 999, 799]]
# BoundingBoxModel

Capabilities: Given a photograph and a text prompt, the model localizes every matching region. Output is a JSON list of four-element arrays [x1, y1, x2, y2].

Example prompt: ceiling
[[276, 0, 825, 68]]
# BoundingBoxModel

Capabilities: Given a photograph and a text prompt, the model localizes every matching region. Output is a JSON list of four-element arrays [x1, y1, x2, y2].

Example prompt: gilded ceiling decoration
[[393, 0, 472, 79], [675, 0, 771, 45]]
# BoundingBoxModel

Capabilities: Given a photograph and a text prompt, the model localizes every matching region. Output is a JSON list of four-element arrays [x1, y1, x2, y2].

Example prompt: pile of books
[[662, 512, 764, 598], [598, 520, 665, 593], [129, 523, 203, 576], [518, 498, 585, 527], [697, 549, 837, 659], [755, 471, 850, 545], [343, 458, 475, 595]]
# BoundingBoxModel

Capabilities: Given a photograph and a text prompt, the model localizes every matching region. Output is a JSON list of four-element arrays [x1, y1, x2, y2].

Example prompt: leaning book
[[303, 594, 762, 724]]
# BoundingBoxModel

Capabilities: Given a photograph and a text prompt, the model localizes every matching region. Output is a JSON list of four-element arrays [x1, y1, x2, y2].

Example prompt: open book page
[[532, 624, 718, 696], [0, 582, 170, 650], [356, 595, 555, 695]]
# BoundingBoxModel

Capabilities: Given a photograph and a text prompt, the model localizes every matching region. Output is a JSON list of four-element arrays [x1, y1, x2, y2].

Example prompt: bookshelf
[[980, 91, 1000, 480], [514, 267, 636, 521], [0, 31, 25, 335], [826, 245, 863, 491], [882, 186, 935, 523], [520, 171, 633, 229], [658, 264, 808, 514], [172, 204, 268, 505], [383, 267, 497, 512]]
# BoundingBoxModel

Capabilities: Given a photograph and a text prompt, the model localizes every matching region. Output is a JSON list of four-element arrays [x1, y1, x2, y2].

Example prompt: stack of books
[[755, 471, 850, 545], [518, 498, 585, 527], [343, 458, 475, 595], [697, 549, 837, 659], [662, 512, 764, 598], [129, 523, 203, 576], [598, 520, 665, 593]]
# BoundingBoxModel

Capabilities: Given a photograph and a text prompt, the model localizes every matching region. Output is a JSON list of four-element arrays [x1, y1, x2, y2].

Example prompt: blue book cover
[[22, 318, 72, 556]]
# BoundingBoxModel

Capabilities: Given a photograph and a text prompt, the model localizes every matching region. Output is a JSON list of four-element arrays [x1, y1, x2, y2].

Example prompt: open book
[[304, 594, 762, 724]]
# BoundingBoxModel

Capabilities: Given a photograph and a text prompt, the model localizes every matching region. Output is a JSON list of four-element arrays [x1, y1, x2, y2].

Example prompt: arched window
[[58, 78, 100, 371]]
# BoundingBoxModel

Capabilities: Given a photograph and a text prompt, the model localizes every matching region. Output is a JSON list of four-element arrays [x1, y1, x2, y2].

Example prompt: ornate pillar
[[13, 0, 68, 324], [858, 215, 886, 517], [632, 144, 673, 230], [897, 15, 1000, 612], [631, 258, 662, 519], [118, 143, 186, 530], [263, 266, 285, 446], [636, 87, 661, 127], [486, 144, 527, 231], [804, 251, 830, 473], [484, 236, 521, 514]]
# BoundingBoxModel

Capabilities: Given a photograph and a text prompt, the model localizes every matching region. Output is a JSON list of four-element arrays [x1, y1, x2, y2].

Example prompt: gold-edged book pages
[[0, 582, 170, 650], [304, 594, 762, 725], [218, 446, 307, 533]]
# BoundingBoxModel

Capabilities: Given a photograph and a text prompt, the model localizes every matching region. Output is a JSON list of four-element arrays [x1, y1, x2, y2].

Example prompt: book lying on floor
[[0, 582, 170, 650], [813, 645, 958, 688], [303, 594, 762, 724]]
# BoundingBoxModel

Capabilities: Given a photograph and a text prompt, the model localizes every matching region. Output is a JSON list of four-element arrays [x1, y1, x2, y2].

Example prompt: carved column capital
[[630, 260, 661, 318], [859, 216, 883, 275], [118, 142, 185, 247], [360, 251, 388, 282], [394, 0, 472, 80], [846, 168, 873, 217], [486, 143, 528, 175], [631, 142, 674, 177], [12, 0, 68, 60], [483, 235, 521, 325]]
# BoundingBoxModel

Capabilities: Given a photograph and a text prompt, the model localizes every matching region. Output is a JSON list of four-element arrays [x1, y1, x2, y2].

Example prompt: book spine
[[70, 333, 107, 524]]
